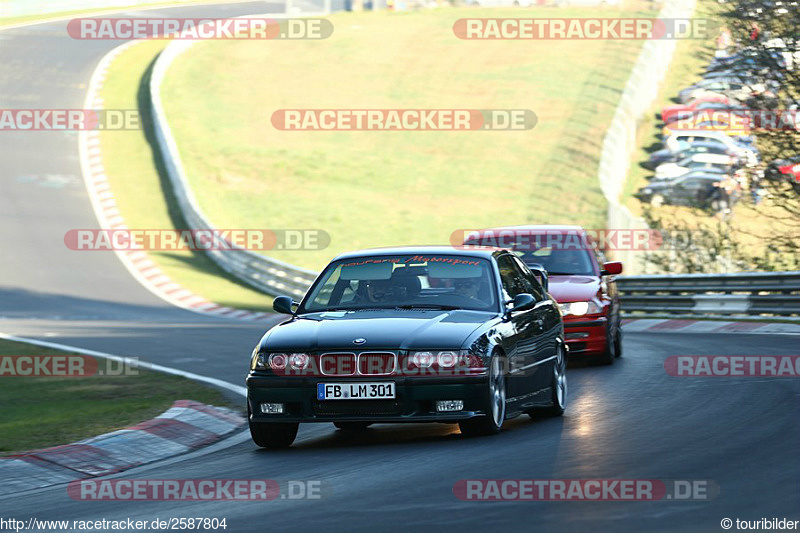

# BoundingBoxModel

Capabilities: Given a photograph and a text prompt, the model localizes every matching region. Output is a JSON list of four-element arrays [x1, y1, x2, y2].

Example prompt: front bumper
[[246, 374, 489, 423], [563, 316, 608, 356]]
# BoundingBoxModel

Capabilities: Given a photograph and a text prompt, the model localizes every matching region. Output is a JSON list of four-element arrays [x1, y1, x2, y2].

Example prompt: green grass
[[0, 339, 237, 455], [99, 40, 276, 312], [160, 4, 657, 272]]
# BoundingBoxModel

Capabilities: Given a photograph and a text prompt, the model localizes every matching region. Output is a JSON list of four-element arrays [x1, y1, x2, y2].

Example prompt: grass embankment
[[0, 339, 235, 454], [159, 4, 656, 271], [99, 40, 276, 311]]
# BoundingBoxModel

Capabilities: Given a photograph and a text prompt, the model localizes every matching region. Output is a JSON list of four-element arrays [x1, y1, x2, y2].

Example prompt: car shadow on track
[[250, 414, 567, 454]]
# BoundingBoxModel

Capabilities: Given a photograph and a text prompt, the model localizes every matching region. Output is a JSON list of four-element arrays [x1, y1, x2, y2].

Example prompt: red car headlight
[[559, 300, 602, 317]]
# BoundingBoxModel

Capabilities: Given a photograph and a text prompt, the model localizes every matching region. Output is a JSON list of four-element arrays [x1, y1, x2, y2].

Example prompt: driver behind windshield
[[454, 278, 482, 301], [360, 278, 392, 303]]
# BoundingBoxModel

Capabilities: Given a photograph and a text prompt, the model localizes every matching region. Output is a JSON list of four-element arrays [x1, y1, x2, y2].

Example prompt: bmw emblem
[[353, 338, 367, 345]]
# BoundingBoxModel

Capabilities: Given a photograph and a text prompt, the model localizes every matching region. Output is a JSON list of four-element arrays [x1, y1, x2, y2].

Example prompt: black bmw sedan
[[246, 247, 567, 448]]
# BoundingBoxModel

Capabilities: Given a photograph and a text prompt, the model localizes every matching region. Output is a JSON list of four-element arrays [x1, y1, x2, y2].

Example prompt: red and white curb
[[0, 400, 244, 497], [623, 318, 800, 336], [79, 41, 277, 323]]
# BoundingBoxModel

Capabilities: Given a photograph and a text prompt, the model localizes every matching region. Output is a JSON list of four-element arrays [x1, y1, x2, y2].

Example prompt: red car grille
[[319, 353, 356, 376], [357, 352, 396, 376]]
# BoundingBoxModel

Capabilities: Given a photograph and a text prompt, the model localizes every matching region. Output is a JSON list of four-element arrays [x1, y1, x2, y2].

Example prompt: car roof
[[331, 246, 505, 262], [469, 224, 585, 233], [682, 141, 729, 148], [676, 174, 721, 182]]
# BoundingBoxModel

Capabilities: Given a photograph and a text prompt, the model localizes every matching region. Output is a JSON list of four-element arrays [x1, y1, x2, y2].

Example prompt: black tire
[[598, 321, 620, 365], [459, 353, 506, 437], [334, 422, 372, 431], [528, 344, 567, 417], [248, 405, 298, 449], [250, 421, 298, 448], [614, 324, 623, 358]]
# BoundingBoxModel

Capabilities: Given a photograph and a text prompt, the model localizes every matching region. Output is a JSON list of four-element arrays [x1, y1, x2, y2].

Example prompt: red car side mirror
[[601, 261, 623, 276]]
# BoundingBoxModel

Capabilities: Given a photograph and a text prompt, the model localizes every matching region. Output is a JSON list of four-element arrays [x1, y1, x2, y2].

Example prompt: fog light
[[260, 403, 284, 414], [566, 332, 590, 339], [436, 400, 464, 412]]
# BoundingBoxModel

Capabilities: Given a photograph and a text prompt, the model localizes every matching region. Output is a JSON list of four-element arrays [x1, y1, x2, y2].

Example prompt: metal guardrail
[[617, 272, 800, 319], [149, 14, 322, 301]]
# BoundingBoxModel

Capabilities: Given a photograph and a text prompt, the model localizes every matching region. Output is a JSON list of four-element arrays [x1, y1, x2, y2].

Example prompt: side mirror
[[273, 295, 298, 315], [601, 261, 623, 276], [510, 293, 535, 313]]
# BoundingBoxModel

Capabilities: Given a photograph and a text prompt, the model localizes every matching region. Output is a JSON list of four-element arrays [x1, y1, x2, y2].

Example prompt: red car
[[661, 96, 733, 125], [463, 225, 623, 364], [766, 156, 800, 187]]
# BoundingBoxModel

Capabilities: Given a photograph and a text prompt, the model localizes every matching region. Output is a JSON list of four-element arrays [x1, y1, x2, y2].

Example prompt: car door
[[677, 178, 711, 206], [495, 254, 539, 398], [512, 255, 561, 392], [671, 179, 697, 205]]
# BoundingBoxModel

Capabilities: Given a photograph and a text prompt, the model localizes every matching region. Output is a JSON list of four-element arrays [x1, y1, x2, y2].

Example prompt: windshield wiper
[[395, 304, 460, 310], [315, 306, 398, 313]]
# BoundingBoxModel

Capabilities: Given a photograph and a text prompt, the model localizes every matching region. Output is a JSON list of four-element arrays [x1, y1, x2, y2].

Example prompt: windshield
[[463, 233, 597, 276], [514, 247, 596, 276], [301, 254, 498, 312]]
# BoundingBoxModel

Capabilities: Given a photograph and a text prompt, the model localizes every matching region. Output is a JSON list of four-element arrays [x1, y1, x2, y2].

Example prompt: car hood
[[260, 309, 494, 352], [547, 275, 600, 303]]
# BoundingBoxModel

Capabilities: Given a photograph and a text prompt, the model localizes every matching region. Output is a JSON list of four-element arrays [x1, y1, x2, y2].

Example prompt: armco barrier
[[149, 13, 326, 301], [617, 271, 800, 320]]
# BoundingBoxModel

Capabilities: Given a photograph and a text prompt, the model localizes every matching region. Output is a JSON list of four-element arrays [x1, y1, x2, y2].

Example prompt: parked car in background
[[462, 225, 623, 365], [766, 156, 800, 188], [664, 130, 758, 165], [678, 78, 763, 104], [636, 175, 721, 207], [643, 141, 735, 170], [654, 153, 736, 180]]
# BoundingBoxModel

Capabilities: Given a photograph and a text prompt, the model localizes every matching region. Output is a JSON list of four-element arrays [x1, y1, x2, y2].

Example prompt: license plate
[[317, 382, 395, 400]]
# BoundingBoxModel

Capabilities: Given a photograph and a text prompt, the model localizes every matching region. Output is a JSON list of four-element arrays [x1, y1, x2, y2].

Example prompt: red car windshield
[[515, 247, 596, 276]]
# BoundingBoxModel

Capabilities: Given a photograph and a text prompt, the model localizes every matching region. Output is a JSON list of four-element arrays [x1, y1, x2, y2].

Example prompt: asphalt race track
[[1, 3, 799, 532]]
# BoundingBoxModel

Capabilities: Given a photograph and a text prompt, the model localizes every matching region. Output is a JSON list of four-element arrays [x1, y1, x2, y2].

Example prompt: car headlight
[[559, 301, 602, 317], [642, 188, 652, 194], [407, 350, 483, 371], [252, 352, 293, 371]]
